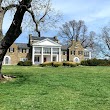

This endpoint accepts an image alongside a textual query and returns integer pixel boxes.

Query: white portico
[32,38,61,64]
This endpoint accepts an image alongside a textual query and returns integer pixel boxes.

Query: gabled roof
[31,36,57,41]
[32,38,61,47]
[61,45,69,50]
[15,43,30,49]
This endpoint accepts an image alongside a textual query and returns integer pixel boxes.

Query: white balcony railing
[53,51,59,54]
[34,51,41,54]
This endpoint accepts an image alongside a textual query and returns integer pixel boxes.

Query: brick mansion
[3,35,91,65]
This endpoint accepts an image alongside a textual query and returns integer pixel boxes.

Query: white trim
[51,47,53,62]
[32,46,35,64]
[89,52,92,59]
[32,38,61,47]
[41,47,43,63]
[59,47,61,62]
[3,55,11,65]
[73,57,80,63]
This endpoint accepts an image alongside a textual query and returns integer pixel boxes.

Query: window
[9,48,14,52]
[24,49,26,53]
[23,49,29,53]
[53,48,59,54]
[4,56,11,65]
[74,57,80,63]
[78,51,83,55]
[20,58,28,61]
[22,49,23,53]
[35,56,39,62]
[35,47,41,54]
[19,49,23,53]
[63,51,67,55]
[71,51,75,55]
[5,57,9,64]
[84,52,89,57]
[43,48,51,54]
[62,59,66,61]
[53,56,56,61]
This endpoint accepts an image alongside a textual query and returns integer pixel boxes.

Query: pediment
[32,38,61,47]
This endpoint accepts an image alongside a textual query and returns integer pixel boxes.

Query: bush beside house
[81,59,110,66]
[17,61,32,66]
[40,61,79,67]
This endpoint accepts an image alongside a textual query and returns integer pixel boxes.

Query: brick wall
[4,44,31,65]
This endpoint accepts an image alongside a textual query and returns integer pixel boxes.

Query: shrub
[23,61,32,66]
[52,62,63,67]
[40,62,53,67]
[81,60,89,66]
[17,61,24,66]
[81,59,110,66]
[63,62,77,67]
[17,61,32,66]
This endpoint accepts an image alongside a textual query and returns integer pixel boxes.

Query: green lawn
[0,66,110,110]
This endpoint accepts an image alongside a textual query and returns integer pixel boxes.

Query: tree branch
[2,4,18,13]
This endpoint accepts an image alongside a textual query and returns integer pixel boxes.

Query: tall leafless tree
[24,0,62,37]
[0,0,32,78]
[0,0,61,79]
[98,26,110,58]
[59,20,95,48]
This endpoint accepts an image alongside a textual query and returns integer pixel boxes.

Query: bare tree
[25,0,62,37]
[98,26,110,58]
[0,0,32,78]
[59,20,95,48]
[0,0,61,79]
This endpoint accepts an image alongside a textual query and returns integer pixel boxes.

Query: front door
[44,57,47,62]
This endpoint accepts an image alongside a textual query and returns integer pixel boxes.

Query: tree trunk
[0,1,31,77]
[0,7,4,41]
[0,2,5,79]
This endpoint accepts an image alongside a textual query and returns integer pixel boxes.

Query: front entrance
[53,56,56,61]
[44,57,47,62]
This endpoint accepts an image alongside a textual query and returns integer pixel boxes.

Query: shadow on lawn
[0,72,30,86]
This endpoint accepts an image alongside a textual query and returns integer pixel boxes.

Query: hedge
[63,62,77,67]
[40,61,78,67]
[81,59,110,66]
[40,62,53,67]
[17,61,24,66]
[17,61,32,66]
[52,62,63,67]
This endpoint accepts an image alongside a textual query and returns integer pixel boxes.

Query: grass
[0,66,110,110]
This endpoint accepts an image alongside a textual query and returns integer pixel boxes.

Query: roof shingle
[15,43,29,49]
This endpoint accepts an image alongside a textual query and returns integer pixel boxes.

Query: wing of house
[3,35,92,65]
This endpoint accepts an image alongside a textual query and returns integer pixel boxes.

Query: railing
[84,55,89,57]
[53,51,59,54]
[43,52,51,54]
[34,51,59,54]
[34,51,41,54]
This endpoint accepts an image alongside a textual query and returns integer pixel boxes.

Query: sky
[2,0,110,43]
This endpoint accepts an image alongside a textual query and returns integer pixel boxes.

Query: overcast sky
[3,0,110,43]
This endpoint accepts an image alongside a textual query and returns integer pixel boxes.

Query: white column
[51,47,53,62]
[32,46,35,65]
[89,51,92,59]
[59,47,61,62]
[41,47,43,63]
